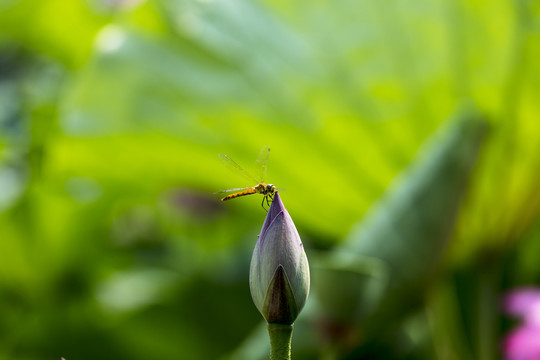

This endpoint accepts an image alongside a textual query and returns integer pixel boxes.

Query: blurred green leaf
[309,110,487,358]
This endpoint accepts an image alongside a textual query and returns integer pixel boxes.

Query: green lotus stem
[267,323,293,360]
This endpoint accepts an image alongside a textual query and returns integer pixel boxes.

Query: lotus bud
[249,192,310,325]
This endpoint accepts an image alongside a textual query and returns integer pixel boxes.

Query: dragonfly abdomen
[221,188,257,201]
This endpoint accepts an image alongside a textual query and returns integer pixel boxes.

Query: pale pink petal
[505,288,540,318]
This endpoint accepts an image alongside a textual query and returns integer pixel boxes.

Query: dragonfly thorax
[255,183,276,195]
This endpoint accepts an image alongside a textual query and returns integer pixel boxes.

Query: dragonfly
[215,145,277,210]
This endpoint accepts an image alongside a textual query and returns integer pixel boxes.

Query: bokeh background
[1,0,540,359]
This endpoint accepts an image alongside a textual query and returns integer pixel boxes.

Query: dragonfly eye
[267,184,276,192]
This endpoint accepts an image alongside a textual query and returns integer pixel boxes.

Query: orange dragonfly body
[216,146,277,209]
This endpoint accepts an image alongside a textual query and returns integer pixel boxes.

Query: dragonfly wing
[255,145,270,183]
[218,154,259,183]
[214,187,253,194]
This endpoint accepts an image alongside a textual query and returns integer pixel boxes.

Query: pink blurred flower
[503,288,540,360]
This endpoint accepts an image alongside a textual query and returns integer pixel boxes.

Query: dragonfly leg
[261,196,268,212]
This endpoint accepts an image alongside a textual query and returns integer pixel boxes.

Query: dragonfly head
[266,184,276,194]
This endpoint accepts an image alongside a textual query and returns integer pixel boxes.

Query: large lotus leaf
[311,110,488,352]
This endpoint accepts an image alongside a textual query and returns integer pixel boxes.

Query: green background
[1,0,540,359]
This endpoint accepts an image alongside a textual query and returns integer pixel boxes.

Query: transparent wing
[255,145,270,183]
[218,154,259,183]
[213,187,253,194]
